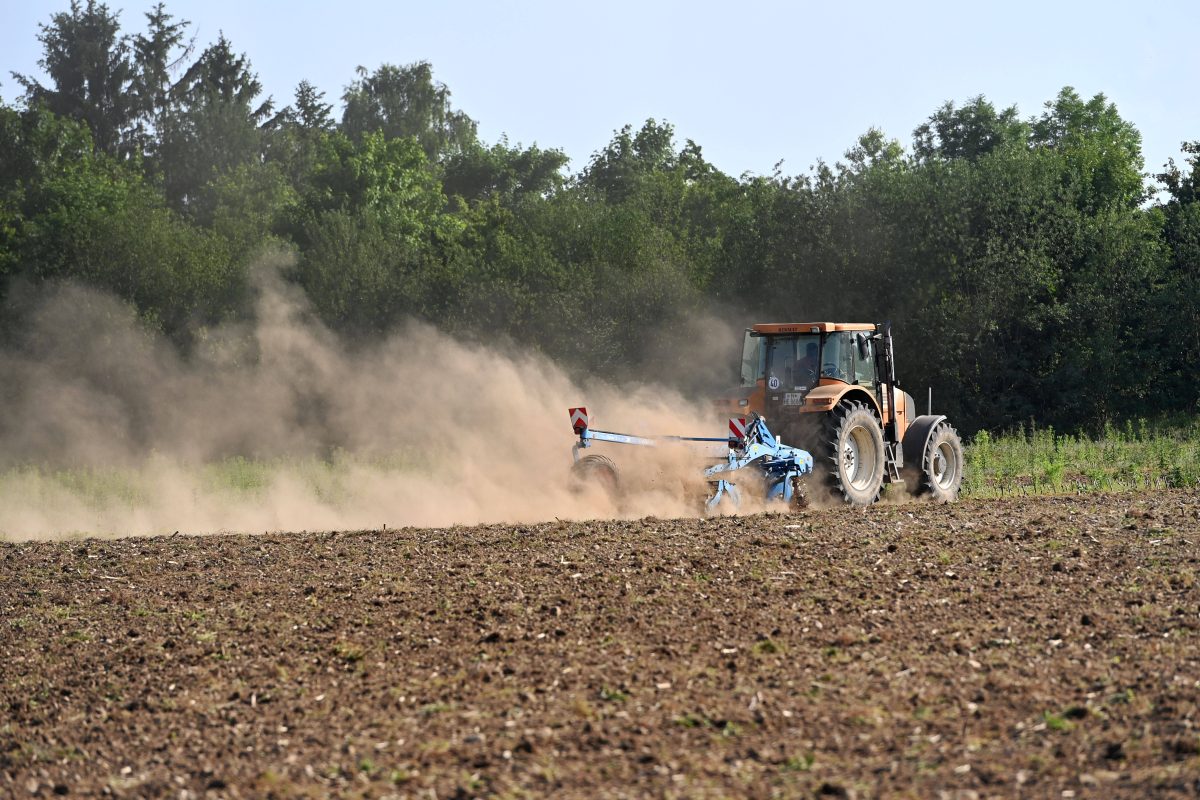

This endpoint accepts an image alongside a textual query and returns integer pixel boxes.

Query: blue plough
[568,407,814,513]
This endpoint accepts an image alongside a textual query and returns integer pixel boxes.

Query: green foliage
[202,161,295,256]
[158,34,272,214]
[282,130,465,335]
[1042,711,1074,732]
[582,118,680,203]
[128,3,191,160]
[0,105,242,338]
[341,61,477,161]
[291,209,425,334]
[1031,87,1146,212]
[598,686,628,702]
[914,96,1028,163]
[14,0,137,157]
[962,418,1200,498]
[752,638,782,655]
[332,642,364,663]
[1154,142,1200,415]
[6,465,146,510]
[783,753,815,772]
[442,138,568,203]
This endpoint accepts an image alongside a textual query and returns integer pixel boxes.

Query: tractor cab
[748,329,876,389]
[738,323,881,425]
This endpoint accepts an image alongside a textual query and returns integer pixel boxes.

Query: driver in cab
[790,342,819,388]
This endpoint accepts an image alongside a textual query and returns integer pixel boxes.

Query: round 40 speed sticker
[767,375,781,390]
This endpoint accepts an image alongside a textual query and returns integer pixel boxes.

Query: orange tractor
[720,322,964,506]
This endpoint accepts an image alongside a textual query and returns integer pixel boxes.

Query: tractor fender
[901,414,947,471]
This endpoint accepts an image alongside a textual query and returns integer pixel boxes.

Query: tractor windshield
[820,332,856,383]
[763,334,823,391]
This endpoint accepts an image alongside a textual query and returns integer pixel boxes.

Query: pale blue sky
[3,0,1197,182]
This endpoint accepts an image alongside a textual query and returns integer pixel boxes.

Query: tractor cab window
[764,334,822,391]
[853,333,875,387]
[739,333,766,388]
[821,333,856,383]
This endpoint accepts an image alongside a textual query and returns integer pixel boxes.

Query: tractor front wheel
[823,401,885,507]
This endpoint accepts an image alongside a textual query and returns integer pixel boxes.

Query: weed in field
[718,721,743,738]
[752,638,782,656]
[598,686,628,702]
[963,417,1200,499]
[674,712,740,738]
[1042,707,1087,732]
[782,753,814,772]
[332,642,364,663]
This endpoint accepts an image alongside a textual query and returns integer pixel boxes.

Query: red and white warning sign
[569,407,589,432]
[729,416,748,441]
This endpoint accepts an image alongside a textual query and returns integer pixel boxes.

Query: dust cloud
[0,257,748,541]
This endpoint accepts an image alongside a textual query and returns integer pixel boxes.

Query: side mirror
[855,333,870,360]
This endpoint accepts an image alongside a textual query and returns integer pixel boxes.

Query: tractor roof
[750,322,876,335]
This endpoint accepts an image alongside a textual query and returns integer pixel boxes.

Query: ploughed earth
[3,490,1200,799]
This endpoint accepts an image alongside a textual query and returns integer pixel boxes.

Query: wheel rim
[932,441,957,489]
[842,425,877,491]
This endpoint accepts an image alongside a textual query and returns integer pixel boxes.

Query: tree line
[1,1,1197,435]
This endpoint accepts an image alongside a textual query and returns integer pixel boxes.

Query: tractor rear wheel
[911,422,964,502]
[570,454,620,498]
[822,401,885,507]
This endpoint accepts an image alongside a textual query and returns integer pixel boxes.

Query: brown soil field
[3,490,1200,799]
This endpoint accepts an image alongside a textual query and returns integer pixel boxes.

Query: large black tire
[569,454,620,498]
[909,422,964,502]
[820,401,885,507]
